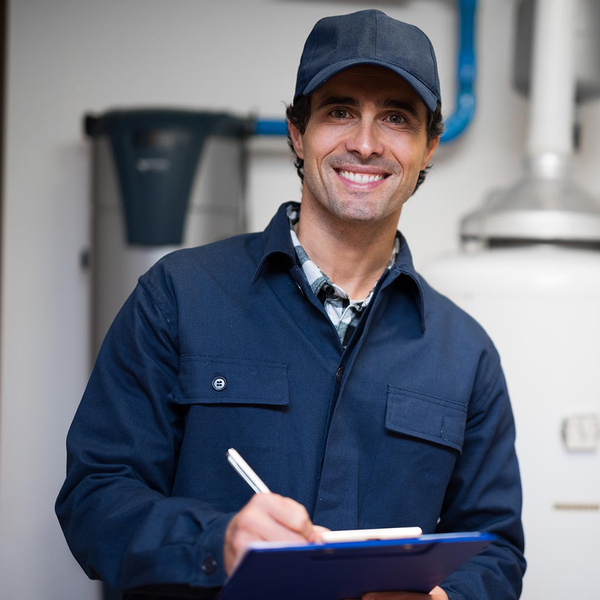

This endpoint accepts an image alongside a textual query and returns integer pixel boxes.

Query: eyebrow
[315,96,359,110]
[315,96,421,120]
[382,99,421,119]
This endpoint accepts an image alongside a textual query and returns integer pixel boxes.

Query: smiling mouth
[335,169,390,185]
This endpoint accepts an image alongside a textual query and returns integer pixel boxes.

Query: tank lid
[85,109,250,246]
[461,156,600,244]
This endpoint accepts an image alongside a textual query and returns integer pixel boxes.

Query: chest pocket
[358,385,469,529]
[167,355,290,506]
[169,354,289,406]
[385,385,467,453]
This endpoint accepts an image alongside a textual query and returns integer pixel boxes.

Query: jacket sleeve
[55,274,234,595]
[437,352,526,600]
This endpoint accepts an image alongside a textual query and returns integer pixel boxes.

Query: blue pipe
[253,119,289,136]
[441,0,477,142]
[253,0,478,144]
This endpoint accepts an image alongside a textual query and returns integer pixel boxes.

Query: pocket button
[212,376,227,391]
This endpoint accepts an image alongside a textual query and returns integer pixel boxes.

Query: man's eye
[331,109,349,119]
[386,113,406,124]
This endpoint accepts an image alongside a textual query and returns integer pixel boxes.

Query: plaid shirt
[287,205,400,347]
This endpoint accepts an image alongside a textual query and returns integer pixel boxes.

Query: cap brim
[298,59,438,112]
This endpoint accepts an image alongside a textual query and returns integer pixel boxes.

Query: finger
[224,495,313,575]
[312,525,331,533]
[254,493,314,538]
[308,525,331,544]
[252,511,311,544]
[233,496,310,543]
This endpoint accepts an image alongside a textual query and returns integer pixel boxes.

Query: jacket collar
[252,201,426,331]
[387,234,427,332]
[251,202,298,283]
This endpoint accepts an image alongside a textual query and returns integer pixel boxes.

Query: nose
[345,119,384,159]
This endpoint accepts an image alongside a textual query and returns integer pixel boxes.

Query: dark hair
[285,96,444,194]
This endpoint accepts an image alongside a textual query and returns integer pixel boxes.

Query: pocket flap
[385,386,467,453]
[168,355,289,406]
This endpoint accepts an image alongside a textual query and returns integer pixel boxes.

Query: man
[57,10,525,600]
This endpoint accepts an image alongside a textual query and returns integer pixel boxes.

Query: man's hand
[223,493,326,575]
[359,587,449,600]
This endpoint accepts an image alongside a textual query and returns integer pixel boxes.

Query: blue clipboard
[218,532,494,600]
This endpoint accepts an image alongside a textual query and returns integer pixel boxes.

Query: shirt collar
[252,201,426,331]
[287,204,400,302]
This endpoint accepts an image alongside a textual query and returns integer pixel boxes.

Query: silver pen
[226,447,271,494]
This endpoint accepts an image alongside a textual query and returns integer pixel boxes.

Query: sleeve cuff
[192,511,236,588]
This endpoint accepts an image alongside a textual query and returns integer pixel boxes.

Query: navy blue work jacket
[57,202,525,600]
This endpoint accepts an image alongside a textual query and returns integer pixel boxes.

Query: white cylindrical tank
[422,244,600,598]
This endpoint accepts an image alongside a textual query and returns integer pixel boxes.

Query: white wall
[0,1,599,599]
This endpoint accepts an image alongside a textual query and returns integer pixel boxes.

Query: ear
[421,135,440,170]
[288,121,305,160]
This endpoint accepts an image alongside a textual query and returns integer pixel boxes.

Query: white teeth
[339,170,384,183]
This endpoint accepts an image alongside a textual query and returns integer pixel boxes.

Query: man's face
[289,66,439,226]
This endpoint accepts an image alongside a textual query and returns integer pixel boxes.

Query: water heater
[86,109,249,357]
[423,1,600,596]
[422,244,600,598]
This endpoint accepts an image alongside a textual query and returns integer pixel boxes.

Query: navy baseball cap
[294,9,441,112]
